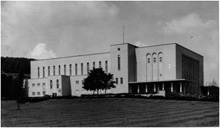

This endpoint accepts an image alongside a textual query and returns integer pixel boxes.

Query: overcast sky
[1,1,219,84]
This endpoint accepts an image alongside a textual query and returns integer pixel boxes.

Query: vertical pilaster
[154,84,156,92]
[137,85,139,94]
[180,82,182,93]
[145,84,148,93]
[162,83,165,90]
[171,82,173,92]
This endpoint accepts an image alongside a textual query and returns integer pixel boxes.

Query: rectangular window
[37,92,40,95]
[118,55,120,70]
[37,83,40,86]
[120,77,123,84]
[59,65,61,75]
[43,67,45,78]
[154,58,156,63]
[93,62,95,69]
[50,80,53,89]
[160,57,162,62]
[87,62,89,74]
[42,83,45,86]
[76,80,79,84]
[70,64,72,75]
[75,64,78,75]
[57,79,59,88]
[48,66,50,76]
[38,67,40,78]
[64,65,66,75]
[148,58,150,63]
[99,61,101,68]
[81,63,83,75]
[32,92,35,95]
[105,60,108,72]
[32,83,35,87]
[53,66,55,75]
[116,78,118,84]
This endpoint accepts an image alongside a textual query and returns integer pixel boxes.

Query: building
[28,43,203,97]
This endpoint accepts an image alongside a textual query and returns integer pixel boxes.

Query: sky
[1,1,219,85]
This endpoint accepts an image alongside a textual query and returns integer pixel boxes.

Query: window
[105,60,108,72]
[57,79,59,88]
[38,67,40,78]
[154,58,156,63]
[50,80,53,89]
[99,61,101,68]
[64,65,66,75]
[116,78,118,84]
[121,77,123,84]
[37,83,40,86]
[37,92,40,95]
[93,62,95,69]
[32,92,35,95]
[53,66,55,75]
[70,64,72,75]
[75,64,78,75]
[87,62,89,74]
[59,65,61,75]
[148,58,150,63]
[48,66,50,76]
[118,48,120,51]
[43,67,45,78]
[118,55,121,70]
[32,83,35,87]
[43,91,46,95]
[42,83,46,86]
[81,63,83,75]
[160,57,162,62]
[76,80,79,84]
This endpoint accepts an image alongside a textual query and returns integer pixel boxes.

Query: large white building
[28,43,203,97]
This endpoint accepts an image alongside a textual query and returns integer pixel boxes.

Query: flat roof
[32,52,110,62]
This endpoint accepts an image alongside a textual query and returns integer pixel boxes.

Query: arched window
[118,55,120,70]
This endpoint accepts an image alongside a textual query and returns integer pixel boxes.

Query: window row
[32,92,41,96]
[115,77,123,84]
[37,61,108,78]
[32,83,45,87]
[50,79,60,89]
[146,52,163,63]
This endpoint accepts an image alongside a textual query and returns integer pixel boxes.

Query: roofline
[32,52,110,62]
[175,43,203,58]
[110,43,138,47]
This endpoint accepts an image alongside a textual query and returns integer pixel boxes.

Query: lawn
[1,98,219,127]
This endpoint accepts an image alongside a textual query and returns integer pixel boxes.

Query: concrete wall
[136,44,176,82]
[28,78,47,97]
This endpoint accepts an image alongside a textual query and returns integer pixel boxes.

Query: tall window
[118,55,120,70]
[57,79,59,88]
[59,65,61,75]
[43,67,45,77]
[64,65,66,75]
[148,58,150,63]
[93,62,95,69]
[38,67,40,78]
[160,57,162,62]
[70,64,72,75]
[87,62,89,74]
[116,78,118,84]
[81,63,83,75]
[99,61,101,68]
[120,77,123,84]
[48,66,50,76]
[53,66,55,75]
[50,80,52,89]
[75,64,78,75]
[105,60,108,72]
[154,58,156,63]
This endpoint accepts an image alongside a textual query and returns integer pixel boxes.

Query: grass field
[1,98,219,127]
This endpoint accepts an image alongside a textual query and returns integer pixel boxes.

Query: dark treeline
[1,57,35,74]
[1,57,34,99]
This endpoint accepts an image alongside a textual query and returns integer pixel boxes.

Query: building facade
[28,43,203,97]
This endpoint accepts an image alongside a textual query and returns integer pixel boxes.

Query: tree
[16,73,24,110]
[83,68,115,94]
